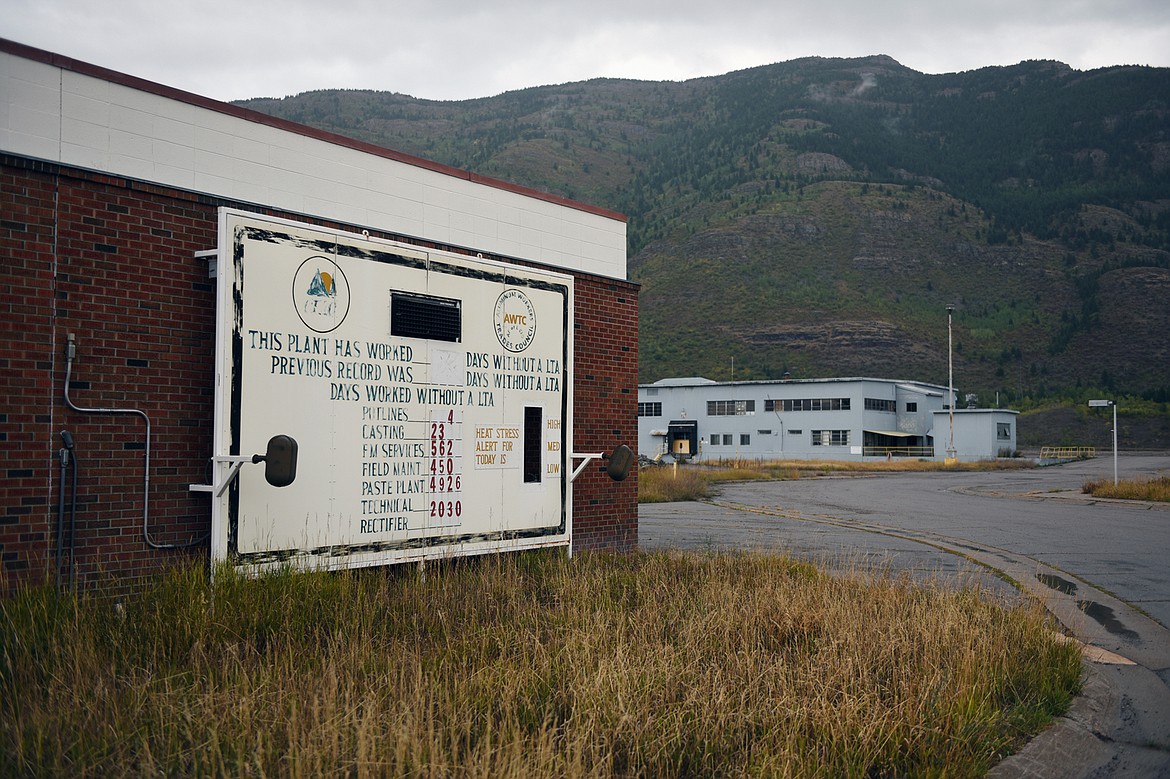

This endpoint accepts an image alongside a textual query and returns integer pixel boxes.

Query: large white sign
[210,210,572,571]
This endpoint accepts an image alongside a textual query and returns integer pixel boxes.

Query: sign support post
[1088,399,1118,485]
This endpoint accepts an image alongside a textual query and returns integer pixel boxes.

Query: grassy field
[639,457,1035,503]
[2,551,1081,777]
[1082,475,1170,502]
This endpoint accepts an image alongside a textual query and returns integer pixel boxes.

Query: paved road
[639,454,1170,777]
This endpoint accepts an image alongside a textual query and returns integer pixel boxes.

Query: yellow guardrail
[1039,446,1096,461]
[862,447,937,458]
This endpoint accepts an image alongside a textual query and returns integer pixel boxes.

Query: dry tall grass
[638,465,716,502]
[706,458,1036,476]
[639,457,1034,503]
[1082,475,1170,502]
[2,551,1081,777]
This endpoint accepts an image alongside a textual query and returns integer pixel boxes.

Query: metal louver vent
[390,292,462,342]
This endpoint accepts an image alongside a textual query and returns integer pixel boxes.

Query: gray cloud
[3,0,1168,101]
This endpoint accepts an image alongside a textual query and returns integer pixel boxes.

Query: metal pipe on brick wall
[60,431,78,591]
[63,333,206,551]
[56,438,71,591]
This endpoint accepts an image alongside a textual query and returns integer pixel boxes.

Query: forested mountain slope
[238,56,1170,403]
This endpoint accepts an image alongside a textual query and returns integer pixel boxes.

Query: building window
[722,434,733,446]
[710,434,721,446]
[864,398,896,412]
[906,402,918,413]
[788,428,802,435]
[707,399,755,416]
[765,398,850,412]
[812,430,850,446]
[997,423,1011,440]
[638,401,662,417]
[740,434,751,446]
[757,429,772,435]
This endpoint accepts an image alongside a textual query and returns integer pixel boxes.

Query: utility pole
[946,304,957,464]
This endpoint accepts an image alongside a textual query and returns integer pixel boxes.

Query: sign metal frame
[206,209,574,573]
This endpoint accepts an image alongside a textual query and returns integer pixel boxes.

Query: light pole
[1088,399,1118,485]
[945,304,957,464]
[768,400,785,456]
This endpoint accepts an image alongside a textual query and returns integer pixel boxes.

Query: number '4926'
[429,475,461,492]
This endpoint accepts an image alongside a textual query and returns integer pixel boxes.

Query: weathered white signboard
[209,210,572,572]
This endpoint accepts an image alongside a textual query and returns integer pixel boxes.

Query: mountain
[236,56,1170,405]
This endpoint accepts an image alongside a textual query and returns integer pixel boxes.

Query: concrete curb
[991,657,1170,778]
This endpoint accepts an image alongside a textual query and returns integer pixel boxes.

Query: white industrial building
[638,377,1017,462]
[932,408,1020,461]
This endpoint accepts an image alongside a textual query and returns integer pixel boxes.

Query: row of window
[708,399,755,416]
[710,433,752,446]
[706,430,851,447]
[643,398,923,417]
[764,398,850,412]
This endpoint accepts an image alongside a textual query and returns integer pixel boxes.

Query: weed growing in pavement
[1082,475,1170,502]
[639,457,1034,503]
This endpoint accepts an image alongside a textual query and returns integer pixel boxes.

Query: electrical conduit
[63,333,206,550]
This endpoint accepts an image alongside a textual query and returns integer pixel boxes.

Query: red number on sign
[430,501,460,518]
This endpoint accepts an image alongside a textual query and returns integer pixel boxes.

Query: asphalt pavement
[639,453,1170,777]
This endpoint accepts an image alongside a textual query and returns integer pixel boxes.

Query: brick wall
[570,277,640,552]
[1,155,638,593]
[2,158,58,585]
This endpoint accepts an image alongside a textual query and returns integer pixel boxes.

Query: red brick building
[1,40,638,592]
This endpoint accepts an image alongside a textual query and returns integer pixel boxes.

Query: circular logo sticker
[494,289,537,352]
[292,256,350,333]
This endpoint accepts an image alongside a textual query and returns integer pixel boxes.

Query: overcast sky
[4,0,1169,102]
